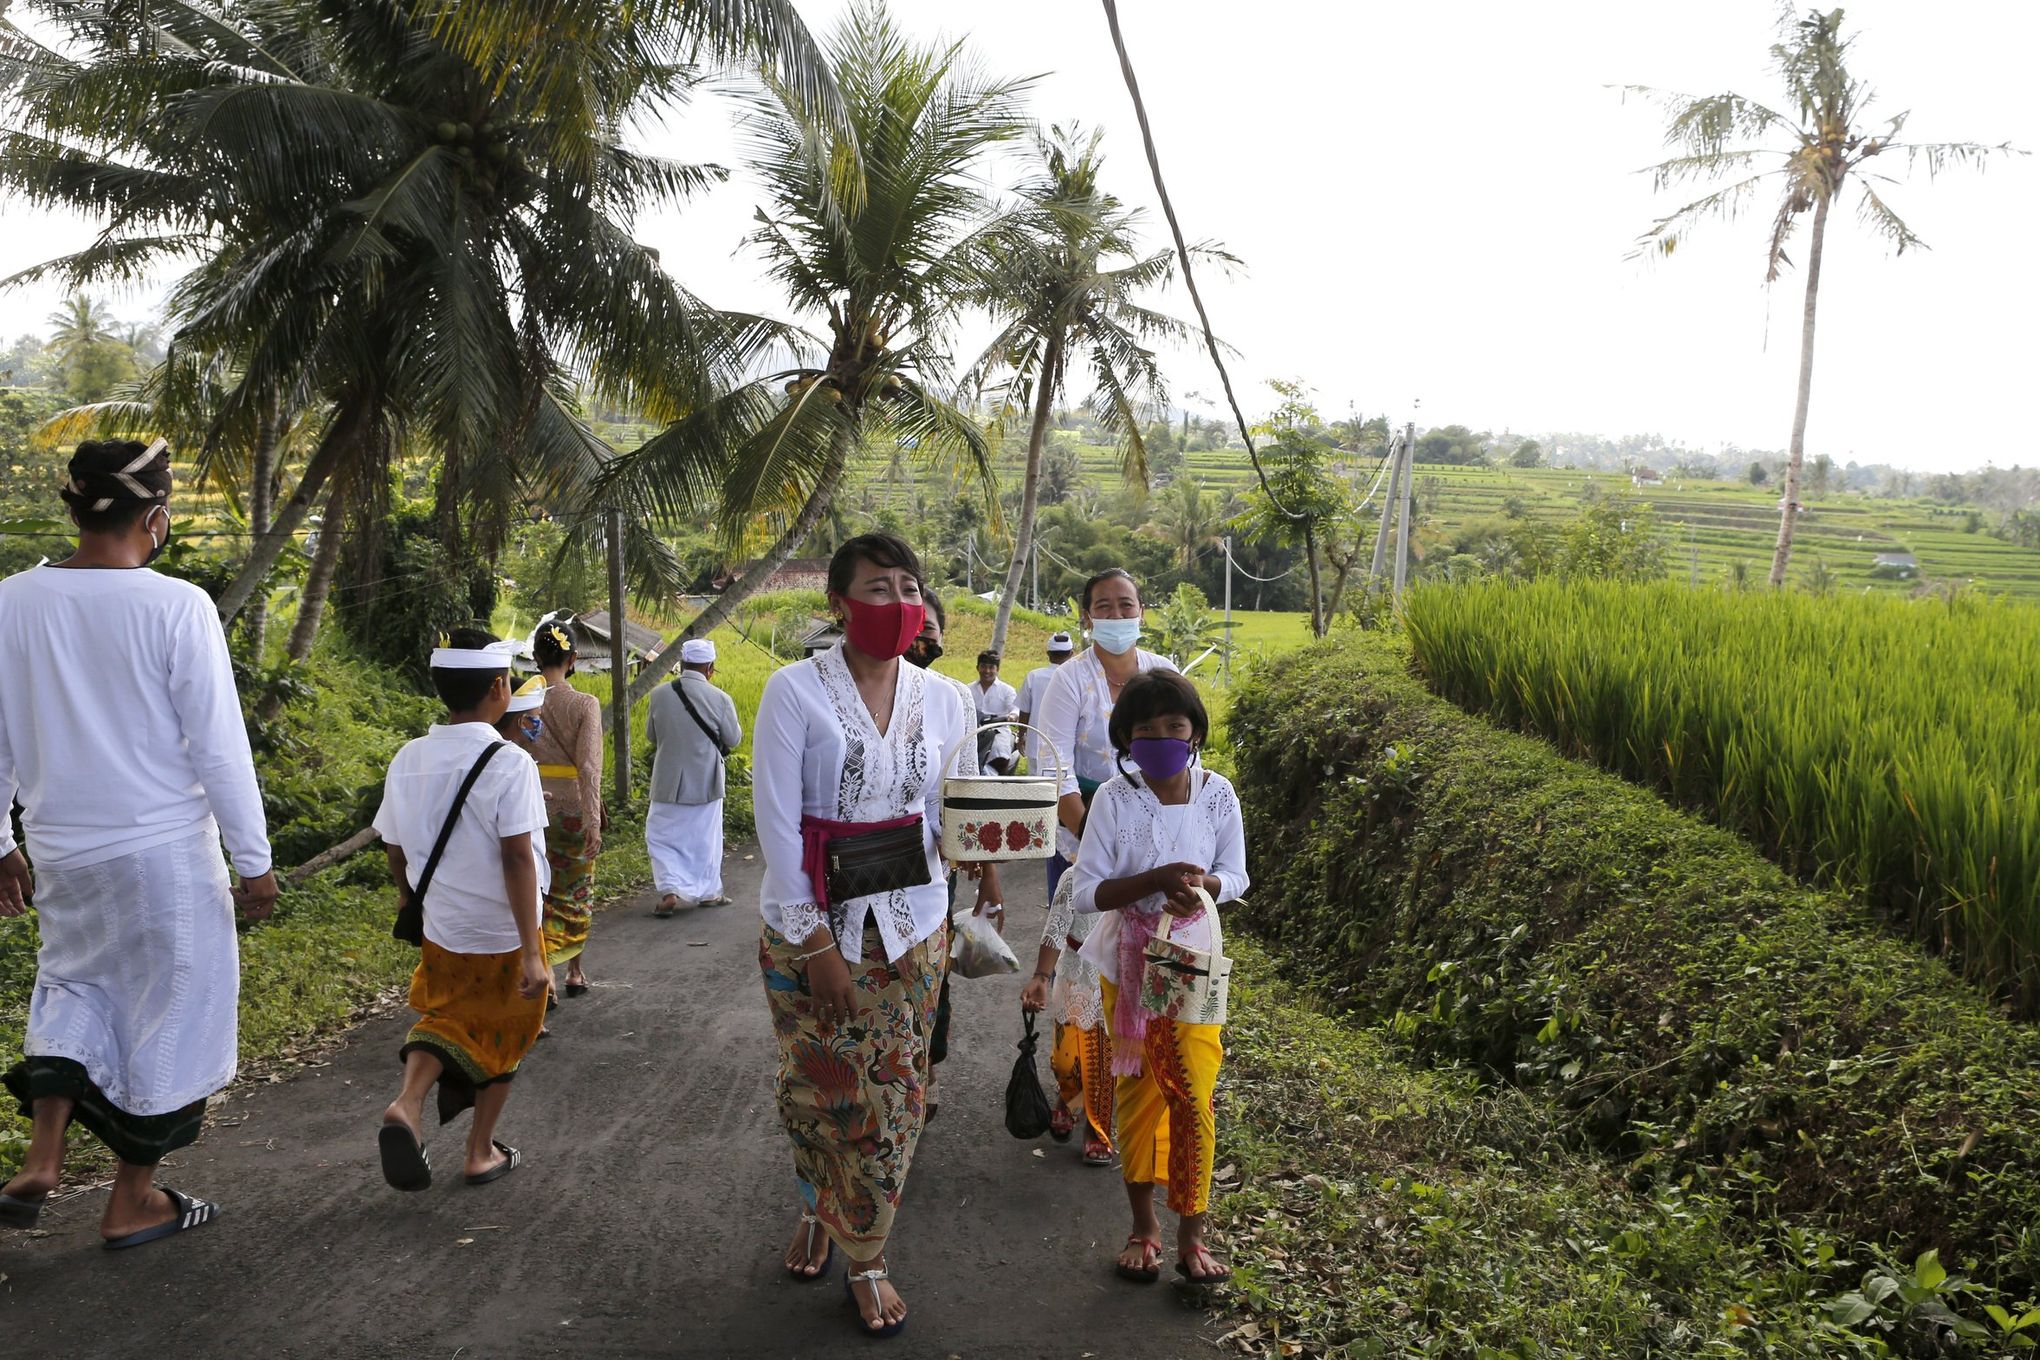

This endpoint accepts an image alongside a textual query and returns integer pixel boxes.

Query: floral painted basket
[940,723,1064,862]
[1139,887,1230,1027]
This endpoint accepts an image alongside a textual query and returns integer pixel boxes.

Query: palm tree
[1,0,835,637]
[966,123,1198,653]
[1150,474,1215,576]
[1626,7,2016,588]
[43,295,115,366]
[601,0,1032,706]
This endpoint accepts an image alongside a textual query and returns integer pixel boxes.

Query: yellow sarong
[1051,1021,1116,1149]
[403,939,546,1123]
[1100,978,1223,1216]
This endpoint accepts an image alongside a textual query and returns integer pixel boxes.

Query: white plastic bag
[950,908,1019,979]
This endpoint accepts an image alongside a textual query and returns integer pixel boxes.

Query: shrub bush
[1228,632,2040,1292]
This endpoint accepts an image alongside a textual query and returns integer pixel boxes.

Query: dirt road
[2,847,1216,1359]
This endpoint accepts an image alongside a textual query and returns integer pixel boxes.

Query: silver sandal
[844,1263,907,1339]
[786,1211,834,1281]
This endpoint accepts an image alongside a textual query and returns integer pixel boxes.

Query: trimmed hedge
[1229,632,2040,1292]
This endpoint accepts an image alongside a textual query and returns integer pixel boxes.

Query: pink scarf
[1113,897,1206,1076]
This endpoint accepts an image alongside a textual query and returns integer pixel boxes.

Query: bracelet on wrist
[1032,970,1055,982]
[793,943,839,964]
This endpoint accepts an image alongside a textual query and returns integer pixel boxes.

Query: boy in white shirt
[373,631,550,1192]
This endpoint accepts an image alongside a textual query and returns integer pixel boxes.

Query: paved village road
[2,845,1217,1359]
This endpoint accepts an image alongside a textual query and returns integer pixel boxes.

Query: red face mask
[839,596,926,661]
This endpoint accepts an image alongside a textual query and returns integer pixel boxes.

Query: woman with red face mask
[750,533,976,1340]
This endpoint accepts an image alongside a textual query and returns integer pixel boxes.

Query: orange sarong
[401,939,546,1123]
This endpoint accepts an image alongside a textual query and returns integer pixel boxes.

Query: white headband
[430,639,519,671]
[505,677,547,712]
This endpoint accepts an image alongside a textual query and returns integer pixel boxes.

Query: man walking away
[645,639,743,915]
[1013,632,1075,776]
[0,438,276,1249]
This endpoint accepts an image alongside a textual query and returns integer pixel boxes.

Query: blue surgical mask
[1089,617,1141,655]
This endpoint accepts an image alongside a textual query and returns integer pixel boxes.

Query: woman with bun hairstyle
[751,534,976,1339]
[526,613,605,998]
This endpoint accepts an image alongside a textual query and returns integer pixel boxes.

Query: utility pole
[1221,533,1233,686]
[1393,421,1416,601]
[605,506,630,810]
[1367,429,1402,598]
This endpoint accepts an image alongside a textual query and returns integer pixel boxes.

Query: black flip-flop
[1174,1254,1233,1287]
[0,1190,47,1229]
[564,982,589,998]
[102,1187,219,1251]
[465,1141,520,1186]
[378,1121,432,1192]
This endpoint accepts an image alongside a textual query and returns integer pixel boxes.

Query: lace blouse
[1069,769,1250,985]
[751,645,976,963]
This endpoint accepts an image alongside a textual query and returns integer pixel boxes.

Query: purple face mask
[1129,737,1194,780]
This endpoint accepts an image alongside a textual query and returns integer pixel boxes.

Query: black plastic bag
[1005,1011,1053,1139]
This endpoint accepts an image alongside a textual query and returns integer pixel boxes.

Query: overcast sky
[3,0,2033,472]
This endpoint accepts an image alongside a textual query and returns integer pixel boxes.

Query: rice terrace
[0,1,2036,1358]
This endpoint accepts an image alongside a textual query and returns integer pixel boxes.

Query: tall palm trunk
[622,427,854,710]
[215,396,369,625]
[242,402,280,660]
[991,334,1063,653]
[285,478,348,662]
[1769,193,1829,589]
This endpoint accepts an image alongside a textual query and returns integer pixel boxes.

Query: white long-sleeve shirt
[0,565,272,875]
[752,645,976,963]
[1031,645,1178,855]
[1070,769,1249,984]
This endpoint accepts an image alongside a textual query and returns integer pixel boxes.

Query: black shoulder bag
[669,677,733,759]
[392,743,506,946]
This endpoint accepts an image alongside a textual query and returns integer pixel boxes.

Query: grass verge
[1215,937,2040,1357]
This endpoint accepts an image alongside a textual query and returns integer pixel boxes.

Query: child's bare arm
[500,833,550,998]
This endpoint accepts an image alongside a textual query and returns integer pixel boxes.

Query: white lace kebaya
[1068,768,1251,984]
[751,643,977,964]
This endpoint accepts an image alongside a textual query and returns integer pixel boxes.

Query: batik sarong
[1099,978,1222,1216]
[2,1056,205,1167]
[541,809,596,965]
[401,939,546,1124]
[760,920,947,1258]
[1050,1022,1116,1149]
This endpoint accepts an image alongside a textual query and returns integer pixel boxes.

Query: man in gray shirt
[644,639,743,915]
